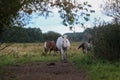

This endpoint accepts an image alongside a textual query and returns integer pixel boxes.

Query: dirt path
[0,62,86,80]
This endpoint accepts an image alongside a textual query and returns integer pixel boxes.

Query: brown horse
[43,41,58,55]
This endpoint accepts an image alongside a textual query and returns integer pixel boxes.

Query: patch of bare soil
[0,62,86,80]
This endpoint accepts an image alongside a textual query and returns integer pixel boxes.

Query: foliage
[0,27,43,42]
[92,24,120,61]
[64,28,93,42]
[0,27,61,43]
[43,31,61,41]
[20,0,95,26]
[0,0,24,32]
[103,0,120,24]
[64,32,83,42]
[0,0,95,34]
[0,26,94,43]
[70,54,120,80]
[56,0,94,27]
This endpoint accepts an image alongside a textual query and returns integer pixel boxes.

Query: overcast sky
[25,0,113,35]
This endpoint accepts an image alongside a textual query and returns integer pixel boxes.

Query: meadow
[0,42,120,80]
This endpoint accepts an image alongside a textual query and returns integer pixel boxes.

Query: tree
[0,0,95,33]
[26,28,43,42]
[0,0,24,33]
[43,31,61,41]
[92,24,120,61]
[103,0,120,24]
[21,0,95,27]
[0,27,43,43]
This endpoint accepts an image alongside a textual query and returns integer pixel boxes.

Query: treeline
[65,33,83,42]
[0,26,90,43]
[0,26,61,43]
[65,28,93,42]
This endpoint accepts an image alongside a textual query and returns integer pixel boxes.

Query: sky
[25,0,113,35]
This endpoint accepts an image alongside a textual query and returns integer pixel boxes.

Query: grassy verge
[0,53,59,66]
[69,53,120,80]
[0,52,120,80]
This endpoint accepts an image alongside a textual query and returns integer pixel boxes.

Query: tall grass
[69,52,120,80]
[0,43,120,80]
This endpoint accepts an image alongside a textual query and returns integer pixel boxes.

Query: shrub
[93,24,120,61]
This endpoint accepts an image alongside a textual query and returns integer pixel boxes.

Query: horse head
[62,35,70,50]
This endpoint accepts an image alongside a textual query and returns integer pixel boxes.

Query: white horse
[56,35,70,62]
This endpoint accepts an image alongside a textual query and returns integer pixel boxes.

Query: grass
[69,53,120,80]
[0,43,120,80]
[0,52,59,67]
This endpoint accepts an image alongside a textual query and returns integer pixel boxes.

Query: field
[0,43,120,80]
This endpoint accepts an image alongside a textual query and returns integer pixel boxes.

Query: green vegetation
[0,26,94,43]
[92,24,120,61]
[0,43,59,67]
[0,0,94,34]
[0,27,61,43]
[0,43,119,80]
[0,53,59,67]
[70,53,120,80]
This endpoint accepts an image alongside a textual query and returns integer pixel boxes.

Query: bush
[93,24,120,61]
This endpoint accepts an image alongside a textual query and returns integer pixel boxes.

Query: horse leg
[60,48,66,62]
[85,49,88,53]
[83,48,88,54]
[60,48,63,60]
[63,50,67,62]
[61,48,67,62]
[83,49,85,54]
[42,48,48,56]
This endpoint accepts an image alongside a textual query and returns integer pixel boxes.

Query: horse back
[44,41,55,49]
